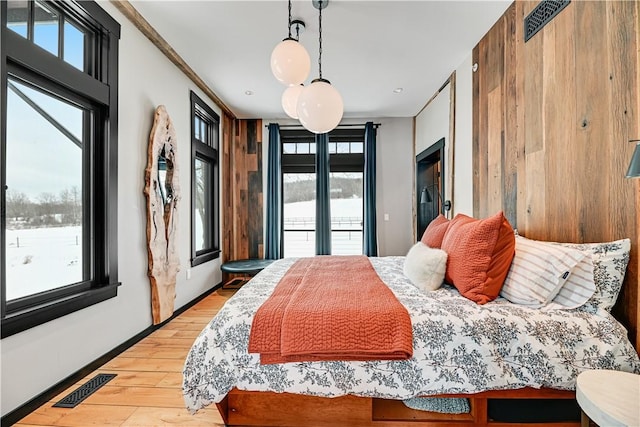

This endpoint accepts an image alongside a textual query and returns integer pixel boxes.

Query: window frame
[0,0,120,339]
[190,91,220,267]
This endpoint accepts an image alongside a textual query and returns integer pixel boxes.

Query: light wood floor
[15,289,236,427]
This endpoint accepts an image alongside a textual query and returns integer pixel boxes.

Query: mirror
[157,146,173,207]
[144,105,180,324]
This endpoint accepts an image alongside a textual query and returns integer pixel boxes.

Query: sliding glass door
[281,129,364,257]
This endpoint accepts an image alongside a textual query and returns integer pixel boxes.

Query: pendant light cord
[287,0,292,38]
[318,0,323,79]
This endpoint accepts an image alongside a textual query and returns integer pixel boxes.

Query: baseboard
[1,282,222,427]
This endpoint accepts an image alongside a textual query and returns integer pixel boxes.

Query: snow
[283,198,363,256]
[284,197,363,220]
[5,226,83,300]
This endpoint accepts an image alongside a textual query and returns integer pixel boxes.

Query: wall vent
[524,0,571,42]
[52,373,116,408]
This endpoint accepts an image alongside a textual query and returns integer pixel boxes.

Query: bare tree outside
[5,186,82,229]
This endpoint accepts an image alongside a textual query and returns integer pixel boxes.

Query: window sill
[1,283,120,339]
[191,249,221,267]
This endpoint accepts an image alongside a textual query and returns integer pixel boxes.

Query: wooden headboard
[472,1,639,350]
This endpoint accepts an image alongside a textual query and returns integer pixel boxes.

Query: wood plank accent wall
[222,118,264,271]
[473,1,640,349]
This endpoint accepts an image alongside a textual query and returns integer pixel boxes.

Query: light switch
[384,213,390,221]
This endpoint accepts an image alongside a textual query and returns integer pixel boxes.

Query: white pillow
[403,242,448,292]
[501,236,594,308]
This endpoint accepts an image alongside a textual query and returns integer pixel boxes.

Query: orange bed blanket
[248,255,413,364]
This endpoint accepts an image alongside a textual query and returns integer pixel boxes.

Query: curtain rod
[265,123,381,129]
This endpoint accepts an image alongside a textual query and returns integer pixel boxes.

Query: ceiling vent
[524,0,571,42]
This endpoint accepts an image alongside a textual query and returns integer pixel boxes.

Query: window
[281,129,364,256]
[190,91,220,266]
[1,0,120,338]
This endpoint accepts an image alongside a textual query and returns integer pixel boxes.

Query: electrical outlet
[186,268,191,280]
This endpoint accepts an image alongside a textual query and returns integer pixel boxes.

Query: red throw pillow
[420,214,450,248]
[440,211,515,304]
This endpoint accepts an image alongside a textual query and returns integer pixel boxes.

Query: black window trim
[190,91,220,267]
[5,66,97,314]
[1,0,120,339]
[281,128,366,174]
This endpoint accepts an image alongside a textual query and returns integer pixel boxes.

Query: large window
[281,129,364,256]
[190,91,220,266]
[1,1,120,338]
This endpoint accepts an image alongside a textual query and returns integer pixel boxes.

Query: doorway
[416,138,449,240]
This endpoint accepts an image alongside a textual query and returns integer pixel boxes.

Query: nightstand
[576,369,640,427]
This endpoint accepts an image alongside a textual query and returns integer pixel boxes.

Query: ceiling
[130,0,511,119]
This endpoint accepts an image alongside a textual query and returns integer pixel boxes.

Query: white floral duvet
[182,257,640,413]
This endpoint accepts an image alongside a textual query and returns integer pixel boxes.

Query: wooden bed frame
[216,387,580,427]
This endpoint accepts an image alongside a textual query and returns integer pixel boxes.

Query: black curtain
[315,133,331,255]
[265,123,282,259]
[363,121,378,256]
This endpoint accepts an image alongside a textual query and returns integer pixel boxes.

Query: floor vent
[524,0,571,42]
[53,373,116,408]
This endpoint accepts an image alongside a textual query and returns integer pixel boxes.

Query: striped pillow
[546,254,595,309]
[500,236,592,308]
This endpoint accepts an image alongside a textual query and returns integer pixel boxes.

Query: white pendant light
[271,40,310,86]
[297,79,343,133]
[281,84,304,119]
[298,0,343,134]
[270,2,310,86]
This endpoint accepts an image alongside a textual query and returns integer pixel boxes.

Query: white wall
[261,117,414,257]
[374,117,414,256]
[1,2,222,415]
[453,54,475,216]
[415,84,450,157]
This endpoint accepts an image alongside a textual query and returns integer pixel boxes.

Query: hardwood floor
[14,289,236,427]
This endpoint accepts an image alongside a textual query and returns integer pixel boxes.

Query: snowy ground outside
[284,197,361,216]
[284,198,363,256]
[5,225,83,300]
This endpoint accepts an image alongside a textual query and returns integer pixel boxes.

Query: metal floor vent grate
[53,373,116,408]
[524,0,571,42]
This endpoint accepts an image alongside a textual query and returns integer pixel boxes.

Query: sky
[6,18,86,201]
[6,79,84,200]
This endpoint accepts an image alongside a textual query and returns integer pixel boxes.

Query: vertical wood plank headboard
[472,1,639,350]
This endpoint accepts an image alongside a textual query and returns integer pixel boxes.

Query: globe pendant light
[270,1,310,86]
[282,84,304,119]
[297,79,342,133]
[297,0,343,134]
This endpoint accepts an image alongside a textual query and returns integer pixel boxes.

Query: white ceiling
[130,0,511,119]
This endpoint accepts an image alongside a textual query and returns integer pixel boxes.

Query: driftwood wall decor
[144,105,180,324]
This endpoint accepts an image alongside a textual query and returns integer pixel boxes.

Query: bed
[182,255,640,426]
